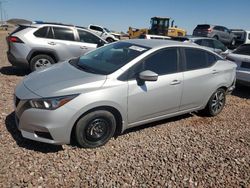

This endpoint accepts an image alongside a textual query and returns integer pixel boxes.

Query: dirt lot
[0,31,250,187]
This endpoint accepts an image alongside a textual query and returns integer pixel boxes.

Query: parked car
[138,34,171,40]
[231,29,250,47]
[14,39,236,148]
[171,36,228,55]
[0,24,8,30]
[193,24,236,47]
[88,24,120,43]
[226,44,250,86]
[6,22,107,71]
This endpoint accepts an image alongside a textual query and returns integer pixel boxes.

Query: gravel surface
[0,31,250,187]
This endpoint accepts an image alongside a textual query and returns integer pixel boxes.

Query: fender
[26,48,59,62]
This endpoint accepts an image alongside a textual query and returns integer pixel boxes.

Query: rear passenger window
[53,27,75,41]
[34,27,48,38]
[90,26,103,32]
[185,48,208,70]
[77,29,101,44]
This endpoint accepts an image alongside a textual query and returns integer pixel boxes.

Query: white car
[88,24,119,43]
[226,44,250,86]
[231,29,250,46]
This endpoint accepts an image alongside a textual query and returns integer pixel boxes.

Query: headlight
[29,94,79,110]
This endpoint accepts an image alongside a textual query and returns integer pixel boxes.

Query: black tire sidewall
[208,88,226,116]
[75,110,116,148]
[30,54,55,72]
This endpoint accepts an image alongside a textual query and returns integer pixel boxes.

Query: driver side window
[127,48,179,80]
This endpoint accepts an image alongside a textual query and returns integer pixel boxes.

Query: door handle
[80,46,88,50]
[170,80,181,85]
[48,42,56,45]
[212,70,219,74]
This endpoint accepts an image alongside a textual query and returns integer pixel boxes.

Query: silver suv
[193,24,236,47]
[7,22,107,71]
[14,40,236,148]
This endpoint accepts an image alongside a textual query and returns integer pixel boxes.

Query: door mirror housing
[139,70,158,82]
[97,39,105,47]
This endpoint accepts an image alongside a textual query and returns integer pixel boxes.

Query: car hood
[23,62,107,98]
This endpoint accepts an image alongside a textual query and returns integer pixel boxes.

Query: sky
[2,0,250,34]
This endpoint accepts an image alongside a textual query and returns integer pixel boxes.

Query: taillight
[8,36,24,43]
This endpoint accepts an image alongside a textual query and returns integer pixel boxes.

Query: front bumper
[14,96,77,145]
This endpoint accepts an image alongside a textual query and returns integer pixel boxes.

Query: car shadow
[232,84,250,99]
[122,113,193,135]
[5,112,63,153]
[0,66,30,76]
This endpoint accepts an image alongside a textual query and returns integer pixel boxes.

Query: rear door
[45,26,83,60]
[180,47,220,110]
[127,47,183,124]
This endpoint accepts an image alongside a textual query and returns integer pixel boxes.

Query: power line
[0,0,7,24]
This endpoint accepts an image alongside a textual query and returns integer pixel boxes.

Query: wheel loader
[128,17,186,39]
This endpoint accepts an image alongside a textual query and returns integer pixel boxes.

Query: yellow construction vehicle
[128,17,186,39]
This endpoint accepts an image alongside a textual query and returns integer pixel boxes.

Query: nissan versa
[14,40,236,148]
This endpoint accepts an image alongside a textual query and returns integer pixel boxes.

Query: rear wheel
[30,54,55,72]
[202,88,226,116]
[75,110,116,148]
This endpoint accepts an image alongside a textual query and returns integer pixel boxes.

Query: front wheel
[75,110,116,148]
[202,88,226,116]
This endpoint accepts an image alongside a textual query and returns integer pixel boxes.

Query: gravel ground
[0,31,250,187]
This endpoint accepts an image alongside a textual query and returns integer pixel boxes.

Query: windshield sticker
[129,45,147,52]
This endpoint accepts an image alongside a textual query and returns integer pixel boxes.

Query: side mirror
[97,40,105,47]
[139,70,158,82]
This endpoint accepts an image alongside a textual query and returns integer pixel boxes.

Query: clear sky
[3,0,250,34]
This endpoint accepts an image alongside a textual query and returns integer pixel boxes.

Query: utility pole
[0,0,7,24]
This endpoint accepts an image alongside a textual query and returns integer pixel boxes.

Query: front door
[127,48,183,125]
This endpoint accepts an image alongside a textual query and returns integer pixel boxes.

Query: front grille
[241,62,250,69]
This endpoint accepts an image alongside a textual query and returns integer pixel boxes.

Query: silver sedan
[14,39,237,148]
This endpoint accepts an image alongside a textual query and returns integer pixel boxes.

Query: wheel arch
[70,105,124,144]
[27,48,59,63]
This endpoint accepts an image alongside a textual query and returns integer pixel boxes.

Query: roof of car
[124,39,198,48]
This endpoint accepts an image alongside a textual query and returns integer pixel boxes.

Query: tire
[202,88,226,116]
[30,54,55,72]
[106,38,115,43]
[75,110,116,148]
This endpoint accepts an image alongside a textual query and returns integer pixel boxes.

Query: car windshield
[77,42,150,75]
[104,28,111,33]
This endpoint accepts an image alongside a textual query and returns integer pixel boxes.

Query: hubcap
[86,118,108,141]
[211,91,225,114]
[34,58,52,70]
